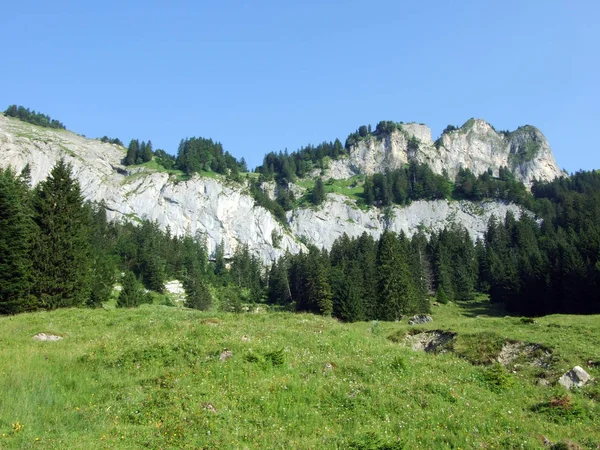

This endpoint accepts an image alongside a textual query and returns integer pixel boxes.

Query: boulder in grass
[33,333,62,341]
[408,315,433,325]
[558,366,591,390]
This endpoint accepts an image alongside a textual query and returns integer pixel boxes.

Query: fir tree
[141,140,153,163]
[184,274,212,310]
[117,271,143,308]
[125,139,139,166]
[0,168,34,314]
[376,231,419,320]
[312,178,326,205]
[31,159,92,309]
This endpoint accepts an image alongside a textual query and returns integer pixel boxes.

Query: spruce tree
[31,159,92,309]
[87,202,117,308]
[0,168,34,314]
[124,139,139,166]
[141,140,153,163]
[117,271,143,308]
[184,274,212,310]
[312,178,326,205]
[376,231,419,320]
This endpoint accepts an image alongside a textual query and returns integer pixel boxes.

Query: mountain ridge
[0,113,560,262]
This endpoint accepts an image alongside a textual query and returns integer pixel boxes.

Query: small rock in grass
[33,333,62,341]
[408,315,433,325]
[323,362,335,372]
[219,349,233,362]
[202,402,217,413]
[558,366,591,390]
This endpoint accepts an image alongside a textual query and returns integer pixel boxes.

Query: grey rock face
[0,115,303,264]
[408,315,433,325]
[324,119,563,187]
[558,366,591,390]
[288,194,524,249]
[0,115,558,263]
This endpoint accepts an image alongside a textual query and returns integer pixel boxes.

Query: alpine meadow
[1,98,599,448]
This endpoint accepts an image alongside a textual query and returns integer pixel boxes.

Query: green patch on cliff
[509,140,541,166]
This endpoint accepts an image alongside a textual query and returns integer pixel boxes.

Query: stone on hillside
[219,349,233,362]
[558,366,591,390]
[33,333,62,341]
[408,315,433,325]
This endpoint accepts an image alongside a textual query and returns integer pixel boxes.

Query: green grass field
[0,298,598,449]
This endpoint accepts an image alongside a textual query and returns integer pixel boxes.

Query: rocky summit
[326,120,563,186]
[0,115,563,263]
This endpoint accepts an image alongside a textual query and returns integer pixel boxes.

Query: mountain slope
[0,115,559,261]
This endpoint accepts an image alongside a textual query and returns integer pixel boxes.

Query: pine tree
[87,202,117,308]
[141,140,153,163]
[117,271,143,308]
[0,168,34,314]
[363,177,375,206]
[125,139,139,166]
[376,231,419,320]
[312,178,326,205]
[31,159,92,309]
[184,273,212,310]
[214,240,226,276]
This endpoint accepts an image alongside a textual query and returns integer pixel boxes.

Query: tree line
[2,159,599,318]
[4,105,66,129]
[0,161,264,315]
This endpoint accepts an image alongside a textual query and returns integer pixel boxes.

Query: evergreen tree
[184,274,212,310]
[0,168,34,314]
[141,140,153,163]
[312,178,326,205]
[87,202,117,308]
[363,177,375,206]
[376,231,419,320]
[125,139,139,166]
[31,159,92,309]
[214,240,226,276]
[117,271,143,308]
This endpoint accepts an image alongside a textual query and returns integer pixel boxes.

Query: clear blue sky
[2,1,598,172]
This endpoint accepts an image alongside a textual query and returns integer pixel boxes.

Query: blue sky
[2,1,598,172]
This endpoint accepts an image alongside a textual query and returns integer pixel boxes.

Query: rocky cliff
[325,119,563,186]
[0,115,557,262]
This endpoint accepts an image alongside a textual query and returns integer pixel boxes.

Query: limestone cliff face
[326,119,563,186]
[288,194,524,250]
[0,115,302,263]
[0,115,556,262]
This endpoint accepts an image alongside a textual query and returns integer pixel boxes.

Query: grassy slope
[0,300,598,449]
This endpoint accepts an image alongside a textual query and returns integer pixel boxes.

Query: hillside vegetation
[0,300,598,449]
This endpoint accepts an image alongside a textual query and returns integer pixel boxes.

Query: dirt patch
[497,341,553,369]
[406,330,456,353]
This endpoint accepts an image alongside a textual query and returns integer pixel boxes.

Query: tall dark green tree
[141,140,153,163]
[124,139,139,166]
[183,274,212,310]
[31,159,92,309]
[87,202,117,308]
[117,271,143,308]
[377,231,420,320]
[312,178,326,205]
[0,168,34,314]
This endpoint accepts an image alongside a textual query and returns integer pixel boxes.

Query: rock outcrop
[558,366,591,390]
[288,194,524,248]
[326,119,563,187]
[0,115,302,263]
[0,115,560,263]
